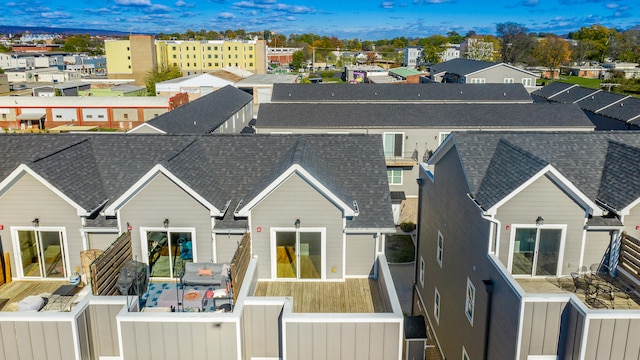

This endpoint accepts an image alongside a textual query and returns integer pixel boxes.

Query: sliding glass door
[273,228,324,280]
[511,227,564,276]
[16,229,67,279]
[146,230,194,278]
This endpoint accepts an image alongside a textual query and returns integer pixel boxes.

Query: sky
[2,0,639,40]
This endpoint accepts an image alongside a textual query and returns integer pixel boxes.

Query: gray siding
[87,232,119,251]
[0,172,83,279]
[345,234,376,276]
[250,173,343,279]
[468,65,536,85]
[242,304,282,358]
[496,174,586,275]
[583,231,612,270]
[120,320,238,360]
[119,173,213,266]
[419,149,521,360]
[558,302,584,360]
[624,203,640,239]
[215,233,244,263]
[285,322,400,360]
[519,301,567,358]
[584,318,640,360]
[86,304,122,358]
[0,321,76,360]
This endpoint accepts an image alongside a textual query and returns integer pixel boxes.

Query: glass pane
[384,134,394,157]
[40,231,64,278]
[299,232,321,279]
[536,229,562,276]
[148,231,169,277]
[18,230,40,277]
[171,232,193,277]
[513,228,536,275]
[276,232,296,278]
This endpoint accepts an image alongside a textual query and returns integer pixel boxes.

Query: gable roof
[429,58,538,78]
[0,134,393,230]
[136,85,252,134]
[438,131,640,215]
[155,73,234,90]
[257,103,594,129]
[271,83,533,103]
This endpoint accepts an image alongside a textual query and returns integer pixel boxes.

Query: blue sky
[2,0,639,40]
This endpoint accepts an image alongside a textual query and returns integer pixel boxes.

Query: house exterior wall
[118,173,213,268]
[142,108,166,121]
[583,230,612,269]
[624,203,640,239]
[51,108,78,122]
[0,172,82,279]
[214,233,244,263]
[583,317,640,359]
[242,303,282,358]
[86,232,118,251]
[250,173,344,279]
[418,151,521,360]
[105,40,132,76]
[81,108,109,123]
[466,65,536,86]
[519,300,568,358]
[217,102,253,134]
[85,304,122,358]
[345,234,376,276]
[495,174,586,275]
[0,320,77,360]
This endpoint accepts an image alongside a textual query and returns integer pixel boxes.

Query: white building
[403,47,423,68]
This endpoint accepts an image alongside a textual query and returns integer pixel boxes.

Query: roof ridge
[163,136,198,163]
[291,137,308,164]
[30,137,91,163]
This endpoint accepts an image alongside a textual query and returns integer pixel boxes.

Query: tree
[289,51,306,71]
[618,26,640,63]
[447,31,464,44]
[463,36,500,61]
[419,35,448,64]
[0,43,10,53]
[62,34,104,55]
[145,65,182,96]
[533,36,572,79]
[569,24,616,63]
[496,22,535,64]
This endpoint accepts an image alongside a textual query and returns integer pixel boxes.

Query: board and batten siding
[0,321,77,360]
[85,304,122,358]
[242,303,282,358]
[119,320,238,359]
[250,173,343,279]
[119,173,212,265]
[496,174,586,276]
[0,172,82,279]
[583,318,640,359]
[345,234,376,276]
[284,322,400,360]
[519,300,567,359]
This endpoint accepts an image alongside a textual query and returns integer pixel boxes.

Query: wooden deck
[254,279,388,313]
[0,280,69,311]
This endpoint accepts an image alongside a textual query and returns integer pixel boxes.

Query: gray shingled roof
[144,85,252,134]
[575,91,626,112]
[257,103,594,129]
[547,86,598,103]
[0,134,393,230]
[598,97,640,123]
[428,58,499,76]
[531,82,574,98]
[271,83,533,103]
[449,132,640,213]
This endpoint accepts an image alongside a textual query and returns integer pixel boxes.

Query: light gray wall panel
[520,301,565,358]
[120,173,212,267]
[0,322,20,360]
[251,173,343,279]
[0,321,75,360]
[76,312,91,360]
[243,304,282,358]
[624,319,640,359]
[496,174,586,275]
[624,203,640,239]
[583,230,611,270]
[584,318,640,360]
[215,233,243,263]
[87,304,121,357]
[470,65,535,84]
[0,172,82,279]
[87,232,118,251]
[345,234,376,276]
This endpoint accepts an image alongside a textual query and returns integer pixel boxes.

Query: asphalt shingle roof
[257,103,594,129]
[547,86,599,103]
[429,58,499,76]
[271,83,532,103]
[144,85,252,134]
[449,131,640,213]
[575,91,626,113]
[531,82,574,98]
[0,134,393,230]
[598,97,640,123]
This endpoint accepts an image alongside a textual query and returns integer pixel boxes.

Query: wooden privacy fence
[90,232,132,295]
[620,233,640,283]
[230,232,251,303]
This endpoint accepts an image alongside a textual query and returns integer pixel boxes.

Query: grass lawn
[552,76,602,89]
[386,234,415,263]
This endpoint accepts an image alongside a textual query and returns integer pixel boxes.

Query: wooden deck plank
[0,281,68,310]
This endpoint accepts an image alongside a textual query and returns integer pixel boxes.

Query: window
[214,46,218,51]
[207,54,211,59]
[207,46,211,50]
[215,54,219,59]
[522,78,533,87]
[419,256,425,287]
[86,115,93,119]
[126,47,130,51]
[470,78,486,84]
[15,227,68,279]
[249,62,253,67]
[208,62,212,67]
[172,46,176,50]
[55,115,62,119]
[98,115,104,119]
[504,78,514,83]
[127,56,130,60]
[249,46,253,50]
[465,278,475,325]
[145,229,194,278]
[434,288,440,323]
[437,231,443,267]
[186,54,189,59]
[439,132,451,145]
[124,114,129,119]
[249,54,253,58]
[172,54,177,59]
[235,46,238,50]
[387,169,402,185]
[128,65,131,69]
[383,133,404,157]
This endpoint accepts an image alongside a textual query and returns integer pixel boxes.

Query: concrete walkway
[388,261,415,315]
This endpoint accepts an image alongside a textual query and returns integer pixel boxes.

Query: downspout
[412,177,425,315]
[483,279,494,360]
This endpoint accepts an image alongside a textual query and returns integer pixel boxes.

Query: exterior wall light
[164,218,170,229]
[32,218,39,228]
[536,216,544,227]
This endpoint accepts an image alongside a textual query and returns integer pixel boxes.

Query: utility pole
[312,47,315,73]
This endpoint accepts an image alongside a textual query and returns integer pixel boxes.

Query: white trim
[507,224,567,277]
[547,84,579,99]
[465,277,475,326]
[387,168,403,185]
[438,131,451,146]
[270,227,326,280]
[382,131,405,158]
[344,228,396,234]
[0,164,88,215]
[140,226,197,279]
[434,287,440,324]
[620,195,640,216]
[579,212,588,272]
[104,164,221,217]
[419,255,425,287]
[126,123,167,134]
[465,62,538,78]
[462,345,470,360]
[484,165,602,216]
[235,165,355,217]
[11,226,70,280]
[436,231,443,268]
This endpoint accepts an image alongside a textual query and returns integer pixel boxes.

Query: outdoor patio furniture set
[568,264,636,309]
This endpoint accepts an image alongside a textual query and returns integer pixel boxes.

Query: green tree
[62,34,103,55]
[569,24,617,63]
[496,22,535,64]
[419,35,448,64]
[447,31,464,44]
[289,51,306,72]
[618,26,640,63]
[533,36,572,79]
[0,43,10,53]
[145,65,182,96]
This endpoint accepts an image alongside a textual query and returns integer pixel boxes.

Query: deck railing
[620,233,640,283]
[230,232,251,303]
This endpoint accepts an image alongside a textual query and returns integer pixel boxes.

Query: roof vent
[288,93,291,96]
[621,103,624,106]
[503,92,506,96]
[331,93,334,96]
[418,93,421,97]
[375,92,377,96]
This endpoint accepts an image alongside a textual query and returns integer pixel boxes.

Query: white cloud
[218,12,236,19]
[381,1,395,9]
[115,0,152,5]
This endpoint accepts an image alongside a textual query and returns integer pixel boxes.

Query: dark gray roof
[0,134,393,230]
[547,86,598,103]
[575,91,626,113]
[257,103,594,129]
[531,82,574,98]
[144,85,252,134]
[429,58,499,76]
[597,97,640,123]
[271,83,533,103]
[448,132,640,213]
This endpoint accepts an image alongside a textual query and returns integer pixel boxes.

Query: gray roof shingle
[429,58,499,76]
[531,82,574,98]
[547,86,599,103]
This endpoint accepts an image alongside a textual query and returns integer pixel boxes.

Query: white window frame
[504,77,514,83]
[522,78,533,87]
[465,277,475,326]
[462,346,470,360]
[438,132,451,145]
[140,227,198,279]
[470,78,486,84]
[387,168,403,185]
[270,227,326,281]
[419,256,425,287]
[434,287,441,324]
[437,231,443,267]
[11,226,70,280]
[383,132,404,158]
[507,224,567,277]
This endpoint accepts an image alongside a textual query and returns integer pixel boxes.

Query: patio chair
[585,292,608,309]
[571,272,594,295]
